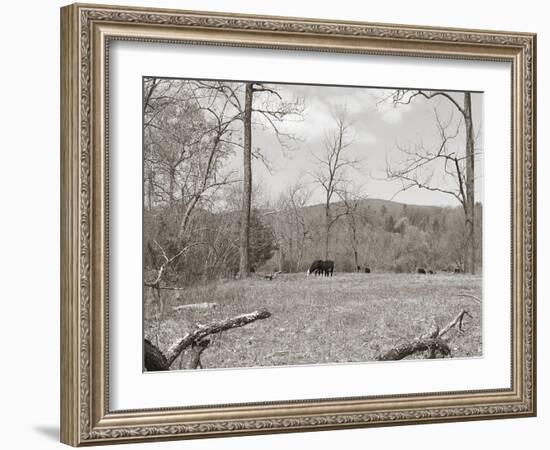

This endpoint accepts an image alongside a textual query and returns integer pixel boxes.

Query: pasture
[144,272,482,370]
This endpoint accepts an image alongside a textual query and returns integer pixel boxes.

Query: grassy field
[144,272,482,370]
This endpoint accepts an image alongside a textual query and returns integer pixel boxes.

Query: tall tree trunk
[168,166,175,207]
[276,244,283,273]
[239,82,253,278]
[464,92,475,274]
[351,220,359,269]
[324,203,330,260]
[296,236,305,272]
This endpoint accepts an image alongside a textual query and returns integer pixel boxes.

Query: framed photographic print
[60,3,537,446]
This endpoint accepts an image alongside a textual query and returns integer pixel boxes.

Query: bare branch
[386,107,466,208]
[164,309,272,368]
[144,309,272,371]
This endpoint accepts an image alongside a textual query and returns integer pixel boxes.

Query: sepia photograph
[142,77,483,372]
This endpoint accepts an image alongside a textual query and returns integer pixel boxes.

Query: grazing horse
[364,267,371,274]
[307,260,334,277]
[322,260,335,277]
[307,260,324,277]
[417,268,426,274]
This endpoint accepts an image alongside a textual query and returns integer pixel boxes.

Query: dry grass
[144,272,482,370]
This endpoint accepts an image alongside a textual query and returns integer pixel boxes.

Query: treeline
[262,198,483,274]
[144,205,277,285]
[144,196,482,285]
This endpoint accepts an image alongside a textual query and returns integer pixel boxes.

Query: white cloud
[354,128,378,145]
[380,107,405,124]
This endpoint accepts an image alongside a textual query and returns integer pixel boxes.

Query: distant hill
[299,197,455,216]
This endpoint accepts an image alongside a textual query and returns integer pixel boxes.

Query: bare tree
[385,90,479,274]
[240,83,254,278]
[143,79,241,305]
[309,106,362,259]
[265,180,312,272]
[285,182,312,271]
[144,240,215,311]
[338,188,368,270]
[239,83,305,277]
[190,81,304,278]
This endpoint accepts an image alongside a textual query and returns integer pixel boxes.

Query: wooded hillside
[144,196,483,285]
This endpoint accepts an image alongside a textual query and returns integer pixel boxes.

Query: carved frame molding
[60,3,536,446]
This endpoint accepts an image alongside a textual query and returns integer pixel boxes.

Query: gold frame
[60,2,536,446]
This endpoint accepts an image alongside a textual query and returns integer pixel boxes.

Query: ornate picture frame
[60,3,536,446]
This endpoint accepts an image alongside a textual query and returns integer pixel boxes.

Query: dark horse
[322,260,335,277]
[307,260,334,277]
[307,260,323,277]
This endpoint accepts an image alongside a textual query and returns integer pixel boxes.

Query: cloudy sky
[212,80,483,208]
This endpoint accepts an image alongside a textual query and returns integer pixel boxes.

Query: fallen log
[144,309,271,371]
[438,309,472,337]
[377,338,451,361]
[266,271,282,280]
[173,302,218,311]
[256,271,282,280]
[377,308,472,361]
